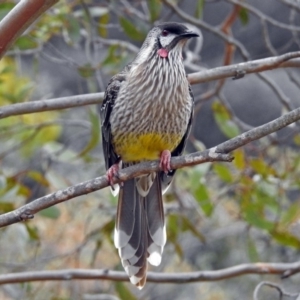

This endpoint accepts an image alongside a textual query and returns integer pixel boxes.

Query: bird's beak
[180,31,199,39]
[167,30,199,50]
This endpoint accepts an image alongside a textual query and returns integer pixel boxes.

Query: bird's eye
[162,30,169,36]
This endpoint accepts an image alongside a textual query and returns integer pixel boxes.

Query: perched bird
[100,22,198,289]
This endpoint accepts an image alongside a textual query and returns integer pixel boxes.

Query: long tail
[114,173,166,289]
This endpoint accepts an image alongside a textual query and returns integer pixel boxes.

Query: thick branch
[2,105,300,227]
[0,93,104,119]
[0,262,300,284]
[1,52,299,119]
[0,1,299,123]
[188,51,300,84]
[215,106,300,153]
[0,0,59,60]
[0,150,233,227]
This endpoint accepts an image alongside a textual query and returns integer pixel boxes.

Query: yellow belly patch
[113,132,182,162]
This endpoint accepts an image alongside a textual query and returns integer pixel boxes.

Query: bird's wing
[100,66,130,170]
[160,84,194,190]
[171,84,194,157]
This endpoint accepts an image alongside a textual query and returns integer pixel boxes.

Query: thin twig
[277,0,300,13]
[253,281,300,300]
[162,0,250,59]
[226,0,300,32]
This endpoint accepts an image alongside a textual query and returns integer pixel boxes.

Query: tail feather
[114,173,166,289]
[147,233,163,266]
[114,179,137,248]
[117,183,142,260]
[146,177,166,247]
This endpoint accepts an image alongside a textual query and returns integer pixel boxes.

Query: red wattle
[157,48,168,58]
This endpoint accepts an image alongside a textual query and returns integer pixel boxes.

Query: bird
[100,22,199,289]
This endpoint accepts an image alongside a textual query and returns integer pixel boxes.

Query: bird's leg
[159,150,171,173]
[106,163,120,187]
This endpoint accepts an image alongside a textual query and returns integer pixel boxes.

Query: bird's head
[155,23,199,58]
[135,22,199,63]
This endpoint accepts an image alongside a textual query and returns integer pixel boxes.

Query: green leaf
[212,101,240,138]
[195,0,205,18]
[119,17,145,41]
[0,3,15,21]
[255,181,278,206]
[17,82,34,101]
[250,157,276,177]
[186,164,210,191]
[148,0,162,22]
[280,202,300,228]
[247,236,259,262]
[38,206,61,219]
[293,133,300,146]
[25,224,40,240]
[44,141,79,163]
[239,7,249,26]
[14,36,38,50]
[167,214,183,258]
[77,63,95,78]
[98,12,109,37]
[213,164,233,183]
[182,216,206,242]
[233,149,245,170]
[167,214,179,240]
[194,183,213,216]
[101,219,115,239]
[170,238,184,258]
[65,15,81,44]
[27,170,49,187]
[271,230,300,248]
[78,109,100,157]
[244,208,274,231]
[90,239,103,267]
[115,282,137,300]
[0,201,15,213]
[250,158,266,175]
[101,45,119,66]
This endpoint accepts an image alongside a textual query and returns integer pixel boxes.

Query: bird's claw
[107,163,120,187]
[160,150,171,174]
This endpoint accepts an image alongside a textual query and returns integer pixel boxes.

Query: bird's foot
[159,150,171,174]
[106,163,120,187]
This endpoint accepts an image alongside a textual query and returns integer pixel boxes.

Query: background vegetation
[1,0,300,299]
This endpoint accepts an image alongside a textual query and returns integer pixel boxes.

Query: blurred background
[1,0,300,299]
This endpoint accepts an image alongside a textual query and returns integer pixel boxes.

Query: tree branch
[0,93,104,119]
[2,104,300,227]
[0,150,233,228]
[0,0,59,60]
[188,51,300,84]
[162,0,250,59]
[1,52,300,119]
[0,261,300,285]
[253,281,300,300]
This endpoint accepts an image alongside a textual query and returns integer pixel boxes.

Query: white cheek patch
[159,34,176,48]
